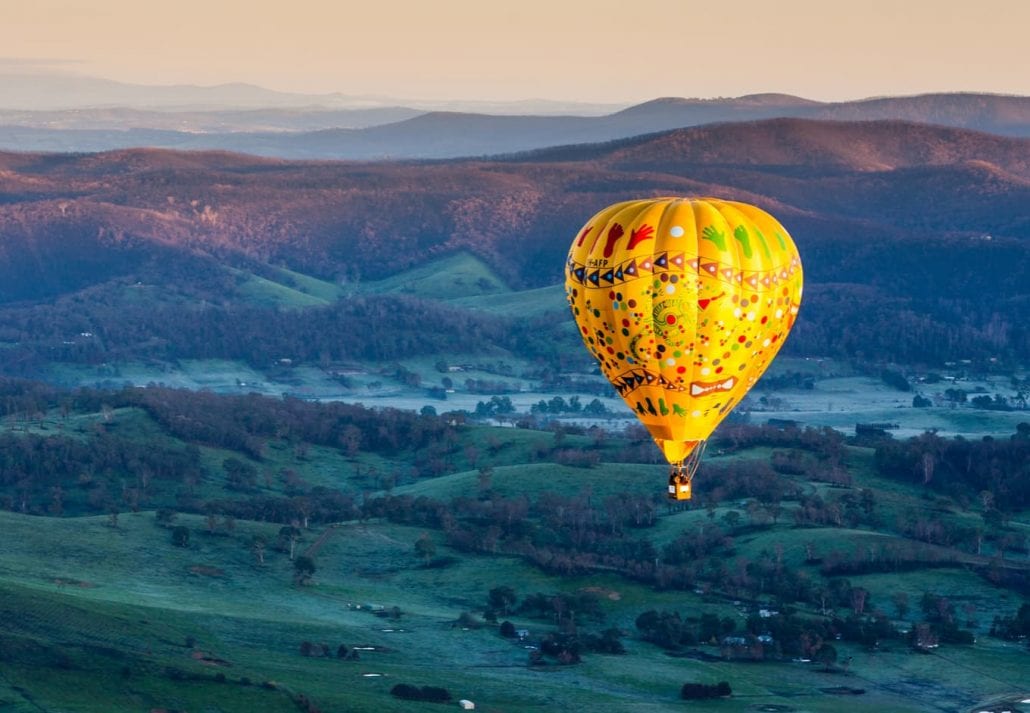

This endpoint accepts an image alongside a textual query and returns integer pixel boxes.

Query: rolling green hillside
[234,266,344,308]
[356,251,511,301]
[1,384,1028,712]
[1,507,1026,713]
[449,283,566,317]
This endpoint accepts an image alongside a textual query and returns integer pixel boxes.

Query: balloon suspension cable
[671,440,707,483]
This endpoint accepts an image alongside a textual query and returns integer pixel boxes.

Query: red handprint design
[626,224,654,250]
[575,224,593,247]
[602,223,625,258]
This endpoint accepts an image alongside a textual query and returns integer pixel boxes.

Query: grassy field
[2,505,1025,713]
[449,283,566,317]
[233,265,346,308]
[356,252,510,301]
[1,403,1027,711]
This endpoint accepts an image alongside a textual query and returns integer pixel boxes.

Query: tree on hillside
[222,457,258,492]
[171,525,190,548]
[414,532,436,565]
[681,682,732,700]
[277,525,301,560]
[892,592,909,622]
[477,466,493,492]
[155,508,177,527]
[251,535,267,565]
[488,586,517,616]
[293,555,316,585]
[814,643,837,671]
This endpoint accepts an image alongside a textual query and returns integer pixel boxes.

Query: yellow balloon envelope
[565,197,803,495]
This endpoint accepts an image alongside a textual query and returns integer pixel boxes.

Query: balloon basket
[667,479,692,501]
[666,441,706,501]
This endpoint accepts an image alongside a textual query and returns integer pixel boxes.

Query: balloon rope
[683,440,707,482]
[668,441,707,484]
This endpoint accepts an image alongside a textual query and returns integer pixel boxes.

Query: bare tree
[251,536,266,565]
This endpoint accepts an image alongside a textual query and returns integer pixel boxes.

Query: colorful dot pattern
[565,197,803,465]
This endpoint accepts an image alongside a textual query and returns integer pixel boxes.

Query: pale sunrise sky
[3,0,1028,102]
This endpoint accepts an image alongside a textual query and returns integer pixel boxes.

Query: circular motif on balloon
[652,298,690,348]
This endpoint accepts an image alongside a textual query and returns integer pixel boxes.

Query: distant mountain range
[0,117,1027,368]
[0,106,427,132]
[1,90,1028,159]
[0,72,621,114]
[0,118,1026,296]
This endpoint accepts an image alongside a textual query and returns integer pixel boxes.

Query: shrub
[456,611,482,629]
[171,526,190,548]
[390,684,452,702]
[680,682,732,700]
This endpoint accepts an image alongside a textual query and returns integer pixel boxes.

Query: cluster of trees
[880,369,912,392]
[0,381,461,519]
[970,394,1016,411]
[716,423,847,461]
[787,276,1029,365]
[85,385,458,459]
[473,396,516,418]
[299,641,361,660]
[485,588,625,664]
[0,292,564,378]
[875,427,1030,509]
[635,610,739,650]
[0,378,65,418]
[681,682,732,700]
[635,593,976,663]
[389,684,451,703]
[0,431,203,516]
[529,396,610,416]
[532,628,626,663]
[753,371,816,391]
[989,603,1030,642]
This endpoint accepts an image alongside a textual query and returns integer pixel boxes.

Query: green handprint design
[701,225,726,251]
[734,225,753,259]
[754,227,772,259]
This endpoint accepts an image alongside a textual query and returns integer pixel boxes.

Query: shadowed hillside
[0,119,1027,371]
[0,119,1027,294]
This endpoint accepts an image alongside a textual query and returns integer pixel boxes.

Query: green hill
[2,505,1026,713]
[234,265,345,308]
[356,251,511,301]
[449,283,566,317]
[2,385,1029,713]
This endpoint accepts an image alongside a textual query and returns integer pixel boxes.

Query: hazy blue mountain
[0,106,426,132]
[0,72,620,114]
[1,89,1028,159]
[0,72,340,110]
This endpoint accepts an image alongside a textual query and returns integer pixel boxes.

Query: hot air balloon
[565,198,802,500]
